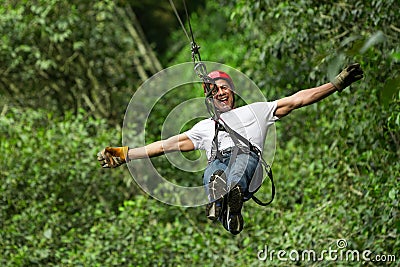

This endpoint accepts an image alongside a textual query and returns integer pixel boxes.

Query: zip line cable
[183,0,195,44]
[168,0,191,42]
[182,0,201,62]
[169,0,203,65]
[168,0,214,116]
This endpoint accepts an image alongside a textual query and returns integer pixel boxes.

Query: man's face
[209,79,234,112]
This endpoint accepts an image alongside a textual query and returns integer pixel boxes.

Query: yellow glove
[97,146,129,168]
[331,63,364,92]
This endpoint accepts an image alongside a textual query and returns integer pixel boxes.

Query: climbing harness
[169,0,275,206]
[210,118,275,206]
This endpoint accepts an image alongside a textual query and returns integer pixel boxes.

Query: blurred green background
[1,0,399,266]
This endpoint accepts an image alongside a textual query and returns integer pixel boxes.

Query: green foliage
[129,0,205,57]
[0,0,159,123]
[213,0,399,264]
[1,0,399,266]
[0,107,138,266]
[228,0,400,98]
[165,1,246,66]
[167,0,399,264]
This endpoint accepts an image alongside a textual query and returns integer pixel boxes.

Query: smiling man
[98,64,364,235]
[204,71,236,112]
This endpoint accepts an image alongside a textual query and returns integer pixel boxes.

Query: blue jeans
[203,150,262,201]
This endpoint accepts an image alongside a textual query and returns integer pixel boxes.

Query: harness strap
[210,121,223,163]
[252,158,275,206]
[210,119,275,206]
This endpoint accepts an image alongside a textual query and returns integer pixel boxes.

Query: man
[98,63,363,235]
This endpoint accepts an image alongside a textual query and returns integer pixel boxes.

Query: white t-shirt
[185,101,279,160]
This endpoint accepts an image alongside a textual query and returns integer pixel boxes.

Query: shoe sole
[208,170,227,201]
[206,170,227,221]
[227,186,243,235]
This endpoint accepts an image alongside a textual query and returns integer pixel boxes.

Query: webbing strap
[210,119,275,206]
[210,121,223,163]
[252,159,275,206]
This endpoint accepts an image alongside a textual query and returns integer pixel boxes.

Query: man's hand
[331,63,364,92]
[97,146,129,168]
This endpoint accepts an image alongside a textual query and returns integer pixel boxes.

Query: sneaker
[226,185,244,235]
[206,199,223,221]
[206,170,227,221]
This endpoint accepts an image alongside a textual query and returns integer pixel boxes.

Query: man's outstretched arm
[275,82,337,118]
[274,63,364,118]
[97,133,195,168]
[127,133,195,160]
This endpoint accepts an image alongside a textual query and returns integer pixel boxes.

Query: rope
[168,0,191,42]
[169,0,204,65]
[183,0,196,49]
